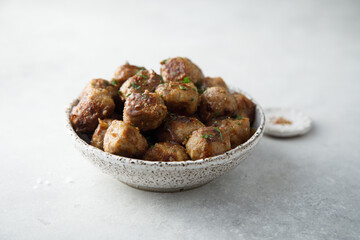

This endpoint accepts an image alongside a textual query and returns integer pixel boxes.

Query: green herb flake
[111,79,118,86]
[238,122,242,126]
[160,75,164,84]
[202,134,209,139]
[215,112,220,117]
[237,115,243,120]
[213,121,218,125]
[183,77,190,83]
[126,93,131,97]
[173,149,177,153]
[213,127,223,141]
[208,134,215,138]
[91,83,95,87]
[160,59,168,64]
[118,90,121,95]
[191,98,194,102]
[191,87,197,91]
[179,85,188,90]
[131,82,141,90]
[142,93,147,99]
[186,122,189,125]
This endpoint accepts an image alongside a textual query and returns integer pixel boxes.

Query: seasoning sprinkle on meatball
[144,142,189,162]
[185,127,231,160]
[103,120,148,158]
[208,117,251,148]
[119,69,162,101]
[155,81,199,116]
[123,90,167,131]
[111,62,145,88]
[157,116,205,145]
[160,57,204,85]
[198,86,237,123]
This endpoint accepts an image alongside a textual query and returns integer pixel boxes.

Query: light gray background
[1,0,359,239]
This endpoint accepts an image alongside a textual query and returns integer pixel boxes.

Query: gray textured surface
[0,0,359,239]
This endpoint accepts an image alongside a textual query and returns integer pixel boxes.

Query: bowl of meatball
[66,57,265,192]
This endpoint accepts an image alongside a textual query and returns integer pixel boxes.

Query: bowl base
[120,180,213,193]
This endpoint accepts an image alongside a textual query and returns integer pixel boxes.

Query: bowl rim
[65,86,265,167]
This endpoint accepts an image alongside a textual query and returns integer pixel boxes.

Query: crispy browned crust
[71,86,115,133]
[103,120,148,157]
[208,117,251,148]
[198,87,237,123]
[91,119,114,149]
[157,115,205,145]
[160,57,204,85]
[155,81,199,115]
[185,126,231,160]
[233,92,256,124]
[123,90,167,131]
[119,69,162,101]
[112,63,144,88]
[201,77,228,91]
[143,142,189,161]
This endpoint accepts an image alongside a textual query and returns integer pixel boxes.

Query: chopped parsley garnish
[118,90,121,95]
[173,149,177,152]
[126,93,131,97]
[186,122,189,125]
[202,134,215,139]
[160,75,164,84]
[238,122,242,126]
[213,121,218,125]
[142,93,147,99]
[111,79,118,86]
[131,82,140,90]
[237,115,243,120]
[91,83,95,87]
[191,87,197,91]
[160,59,168,64]
[215,112,220,117]
[183,77,190,83]
[179,85,188,90]
[213,127,223,140]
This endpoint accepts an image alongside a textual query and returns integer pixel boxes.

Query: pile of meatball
[70,57,256,161]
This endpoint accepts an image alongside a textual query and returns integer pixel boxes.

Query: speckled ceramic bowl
[65,87,265,192]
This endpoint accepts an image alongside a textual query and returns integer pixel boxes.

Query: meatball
[80,78,118,100]
[123,90,167,131]
[208,117,251,148]
[155,81,199,115]
[233,92,256,124]
[103,120,148,158]
[160,57,204,85]
[119,69,162,101]
[71,86,115,133]
[111,63,144,88]
[186,127,231,160]
[91,119,114,150]
[201,77,228,91]
[144,142,189,162]
[157,115,205,145]
[198,87,237,123]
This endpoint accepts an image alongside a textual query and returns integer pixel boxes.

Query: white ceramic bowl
[65,88,265,192]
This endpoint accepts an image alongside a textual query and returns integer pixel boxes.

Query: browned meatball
[143,142,189,162]
[71,86,115,133]
[80,78,118,100]
[233,92,256,124]
[111,63,144,88]
[201,77,228,91]
[160,57,204,85]
[186,127,231,160]
[119,69,162,101]
[123,90,167,131]
[155,81,199,115]
[157,115,205,145]
[91,119,114,150]
[198,87,237,123]
[208,117,251,148]
[103,120,148,158]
